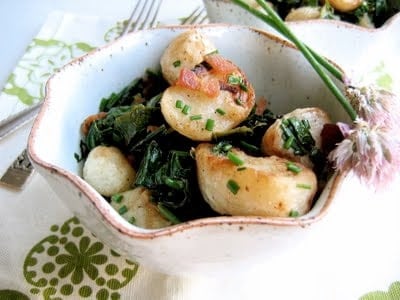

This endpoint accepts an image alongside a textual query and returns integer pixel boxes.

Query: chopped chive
[289,210,300,217]
[129,216,136,224]
[237,167,247,171]
[190,114,202,120]
[175,99,183,108]
[215,108,226,115]
[283,135,294,149]
[222,143,233,152]
[296,183,312,189]
[227,179,240,195]
[227,74,248,91]
[182,104,191,115]
[164,177,184,190]
[227,151,244,166]
[205,118,215,131]
[227,74,241,85]
[111,194,123,203]
[118,205,128,215]
[206,49,219,55]
[239,82,248,92]
[157,203,181,224]
[239,140,260,154]
[173,60,181,67]
[286,162,302,174]
[235,98,243,106]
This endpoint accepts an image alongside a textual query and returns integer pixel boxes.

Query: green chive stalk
[230,0,358,121]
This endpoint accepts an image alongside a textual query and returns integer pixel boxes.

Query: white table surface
[1,1,400,299]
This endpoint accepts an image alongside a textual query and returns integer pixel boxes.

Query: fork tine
[120,0,163,36]
[134,0,162,31]
[181,7,208,25]
[147,0,163,29]
[121,0,145,36]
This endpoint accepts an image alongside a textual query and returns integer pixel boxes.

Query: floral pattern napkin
[1,6,400,300]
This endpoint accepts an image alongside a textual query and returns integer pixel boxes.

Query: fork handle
[0,102,42,141]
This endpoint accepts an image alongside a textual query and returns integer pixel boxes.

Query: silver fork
[0,0,164,190]
[181,6,208,25]
[121,0,163,36]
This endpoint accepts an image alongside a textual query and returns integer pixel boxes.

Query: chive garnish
[175,99,183,108]
[227,74,241,85]
[289,210,300,217]
[227,151,244,166]
[205,118,215,131]
[286,162,301,174]
[173,60,181,67]
[164,177,184,190]
[222,143,233,152]
[190,114,202,120]
[239,141,260,154]
[182,104,191,115]
[206,49,219,55]
[111,194,123,203]
[157,203,181,224]
[227,179,240,195]
[118,205,128,215]
[237,167,247,171]
[239,82,248,91]
[235,98,243,106]
[296,183,312,189]
[283,135,294,149]
[227,74,248,91]
[129,216,136,224]
[216,108,226,115]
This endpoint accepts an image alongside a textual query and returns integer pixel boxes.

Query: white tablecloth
[1,1,400,299]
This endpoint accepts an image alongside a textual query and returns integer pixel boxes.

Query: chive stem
[190,114,202,120]
[216,108,226,115]
[164,177,184,190]
[296,183,312,189]
[175,99,183,109]
[227,151,245,166]
[111,194,123,203]
[227,179,240,195]
[286,161,302,174]
[157,203,181,224]
[182,104,191,115]
[230,0,357,121]
[118,205,128,215]
[205,118,215,131]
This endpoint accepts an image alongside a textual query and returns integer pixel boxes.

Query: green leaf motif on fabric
[372,61,393,91]
[2,38,96,105]
[23,217,139,300]
[103,20,126,42]
[360,281,400,300]
[0,289,30,300]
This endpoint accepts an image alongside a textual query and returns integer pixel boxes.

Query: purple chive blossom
[328,119,400,188]
[345,85,400,128]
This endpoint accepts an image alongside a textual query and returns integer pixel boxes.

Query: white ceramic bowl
[28,25,348,276]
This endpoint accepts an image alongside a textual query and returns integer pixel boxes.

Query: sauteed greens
[78,30,336,228]
[79,70,291,223]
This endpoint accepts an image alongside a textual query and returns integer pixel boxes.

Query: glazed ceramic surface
[28,25,348,275]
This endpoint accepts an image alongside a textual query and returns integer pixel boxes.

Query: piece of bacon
[200,76,220,97]
[204,54,238,75]
[176,68,201,90]
[176,68,220,97]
